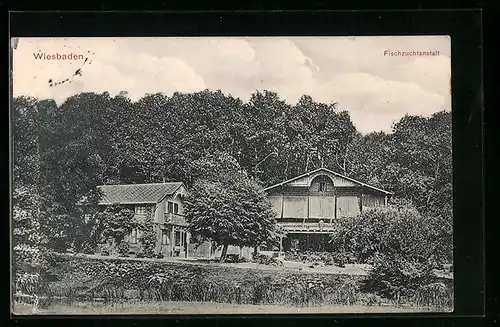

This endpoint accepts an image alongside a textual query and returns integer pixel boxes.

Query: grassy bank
[15,253,452,314]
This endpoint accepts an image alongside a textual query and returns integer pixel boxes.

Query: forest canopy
[12,90,452,250]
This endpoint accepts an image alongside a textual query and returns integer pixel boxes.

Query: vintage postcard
[11,36,452,315]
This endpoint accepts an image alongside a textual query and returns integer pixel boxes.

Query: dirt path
[62,253,371,275]
[59,253,452,279]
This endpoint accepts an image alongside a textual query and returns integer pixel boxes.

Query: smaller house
[95,182,191,257]
[85,181,252,260]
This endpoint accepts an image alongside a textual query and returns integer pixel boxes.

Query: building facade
[264,168,392,252]
[96,182,194,257]
[92,168,392,257]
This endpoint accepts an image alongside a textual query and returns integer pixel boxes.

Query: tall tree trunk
[220,243,229,263]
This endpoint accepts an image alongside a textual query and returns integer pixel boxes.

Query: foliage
[284,251,353,266]
[328,206,452,302]
[12,98,51,299]
[329,206,450,266]
[12,91,451,268]
[81,241,96,255]
[138,208,156,258]
[348,112,452,219]
[12,187,50,300]
[93,205,136,245]
[46,254,452,310]
[361,253,440,302]
[116,241,130,257]
[184,153,279,262]
[12,187,45,271]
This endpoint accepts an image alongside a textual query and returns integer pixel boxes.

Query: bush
[138,213,156,259]
[45,254,453,311]
[414,282,453,309]
[100,245,111,256]
[329,206,450,266]
[361,253,440,301]
[47,255,374,307]
[116,242,129,257]
[252,254,283,266]
[81,241,96,255]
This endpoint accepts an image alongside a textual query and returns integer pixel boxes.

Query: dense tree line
[12,90,451,252]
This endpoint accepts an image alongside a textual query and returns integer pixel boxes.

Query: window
[167,202,173,213]
[175,231,181,246]
[129,228,142,243]
[161,230,170,245]
[135,206,148,215]
[319,182,327,192]
[173,203,179,214]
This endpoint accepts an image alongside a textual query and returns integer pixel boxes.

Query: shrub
[116,242,129,257]
[81,241,96,255]
[361,253,440,301]
[138,211,156,259]
[414,282,453,309]
[329,206,450,267]
[252,254,282,266]
[45,255,452,310]
[100,245,111,256]
[94,205,136,246]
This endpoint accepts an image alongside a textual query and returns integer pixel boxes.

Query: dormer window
[135,206,148,215]
[312,175,333,192]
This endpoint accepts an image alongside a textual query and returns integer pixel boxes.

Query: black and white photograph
[11,36,453,315]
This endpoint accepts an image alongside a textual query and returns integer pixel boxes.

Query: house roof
[97,182,184,205]
[263,167,393,195]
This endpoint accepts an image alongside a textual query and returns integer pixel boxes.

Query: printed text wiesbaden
[33,53,84,60]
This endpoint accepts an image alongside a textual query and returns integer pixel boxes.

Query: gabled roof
[97,182,184,205]
[263,167,393,195]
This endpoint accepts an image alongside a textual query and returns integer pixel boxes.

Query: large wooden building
[91,167,392,257]
[264,168,392,252]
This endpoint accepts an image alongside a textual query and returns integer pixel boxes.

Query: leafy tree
[138,208,157,258]
[93,205,136,248]
[184,153,279,262]
[12,96,49,297]
[12,187,48,296]
[12,90,451,264]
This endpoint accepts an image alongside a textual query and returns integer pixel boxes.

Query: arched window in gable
[310,174,334,193]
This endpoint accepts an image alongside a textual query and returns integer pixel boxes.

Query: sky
[12,36,451,134]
